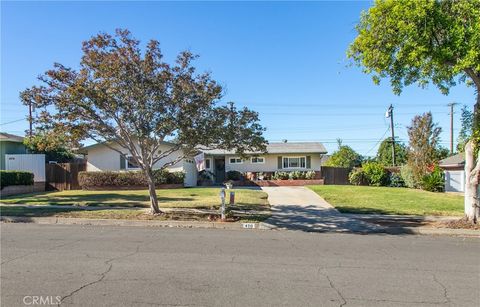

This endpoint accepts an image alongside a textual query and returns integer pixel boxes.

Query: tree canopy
[325,144,362,168]
[348,0,480,98]
[407,112,442,186]
[21,29,267,214]
[376,137,407,166]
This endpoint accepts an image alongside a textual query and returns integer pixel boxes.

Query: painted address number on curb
[242,223,256,229]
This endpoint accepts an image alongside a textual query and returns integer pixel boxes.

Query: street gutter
[1,215,478,236]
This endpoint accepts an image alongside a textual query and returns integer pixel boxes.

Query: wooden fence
[45,163,86,191]
[320,166,352,185]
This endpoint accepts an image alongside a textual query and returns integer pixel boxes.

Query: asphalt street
[1,223,479,307]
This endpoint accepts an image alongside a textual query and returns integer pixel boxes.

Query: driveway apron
[261,186,382,233]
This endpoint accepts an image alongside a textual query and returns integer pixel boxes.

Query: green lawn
[0,206,269,222]
[308,185,464,216]
[0,188,269,210]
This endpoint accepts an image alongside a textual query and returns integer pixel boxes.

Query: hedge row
[0,170,34,189]
[78,170,184,189]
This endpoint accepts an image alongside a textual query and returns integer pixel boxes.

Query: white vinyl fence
[5,154,45,182]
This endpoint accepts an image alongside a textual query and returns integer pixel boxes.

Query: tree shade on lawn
[0,188,269,211]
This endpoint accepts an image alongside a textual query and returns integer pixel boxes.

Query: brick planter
[0,182,45,196]
[81,184,184,190]
[232,179,324,187]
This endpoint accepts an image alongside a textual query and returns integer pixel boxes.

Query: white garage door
[183,159,198,187]
[445,170,464,192]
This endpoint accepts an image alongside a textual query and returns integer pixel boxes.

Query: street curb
[0,216,260,230]
[384,226,480,237]
[1,216,478,236]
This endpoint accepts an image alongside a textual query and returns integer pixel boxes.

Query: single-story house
[0,132,27,170]
[200,142,327,184]
[83,141,198,187]
[82,141,328,186]
[439,153,465,192]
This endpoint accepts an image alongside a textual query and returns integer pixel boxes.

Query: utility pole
[447,102,458,154]
[386,104,396,166]
[28,100,33,140]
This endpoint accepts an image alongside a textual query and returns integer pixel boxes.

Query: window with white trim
[126,155,140,170]
[251,157,265,164]
[283,156,306,169]
[229,157,243,164]
[205,158,211,169]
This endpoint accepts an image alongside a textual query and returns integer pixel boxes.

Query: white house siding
[444,170,465,193]
[86,143,185,172]
[223,154,322,173]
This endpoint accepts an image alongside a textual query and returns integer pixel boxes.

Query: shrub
[290,171,306,180]
[272,171,290,180]
[198,170,214,181]
[400,164,416,188]
[0,171,34,188]
[305,171,316,180]
[348,168,367,185]
[165,171,185,184]
[388,173,405,187]
[226,170,244,181]
[421,166,444,192]
[363,162,388,186]
[78,170,184,188]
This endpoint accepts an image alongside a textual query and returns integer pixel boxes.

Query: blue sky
[1,1,475,156]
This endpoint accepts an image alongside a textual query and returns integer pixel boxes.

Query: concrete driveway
[261,186,382,233]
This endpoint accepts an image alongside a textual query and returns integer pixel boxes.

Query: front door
[214,158,225,184]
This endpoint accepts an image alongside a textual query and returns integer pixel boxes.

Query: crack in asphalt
[432,273,451,304]
[345,297,447,305]
[58,244,142,306]
[318,268,347,307]
[1,239,84,265]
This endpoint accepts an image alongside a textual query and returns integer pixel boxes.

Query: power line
[363,127,391,156]
[0,118,25,126]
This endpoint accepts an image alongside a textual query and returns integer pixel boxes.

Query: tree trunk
[145,168,161,214]
[464,141,479,223]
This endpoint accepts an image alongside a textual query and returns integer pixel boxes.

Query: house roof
[80,139,176,152]
[439,153,465,167]
[202,142,328,155]
[0,132,24,143]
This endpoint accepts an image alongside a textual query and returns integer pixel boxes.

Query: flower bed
[232,179,324,187]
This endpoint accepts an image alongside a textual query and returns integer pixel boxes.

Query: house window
[126,155,140,170]
[251,157,265,164]
[283,157,306,169]
[205,158,211,169]
[229,157,243,164]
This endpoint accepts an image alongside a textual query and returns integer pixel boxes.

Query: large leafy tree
[376,137,407,166]
[21,29,266,214]
[24,129,75,163]
[349,0,480,221]
[406,112,442,188]
[325,142,362,168]
[456,105,474,152]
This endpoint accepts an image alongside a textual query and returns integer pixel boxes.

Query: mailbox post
[219,188,226,220]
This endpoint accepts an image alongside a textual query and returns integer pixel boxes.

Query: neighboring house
[83,141,328,186]
[0,132,27,170]
[439,153,465,193]
[82,141,198,187]
[201,142,328,184]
